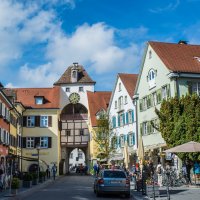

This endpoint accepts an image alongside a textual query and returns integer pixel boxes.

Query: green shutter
[157,89,162,103]
[127,134,130,145]
[133,133,135,145]
[139,100,143,111]
[123,113,125,125]
[167,84,171,98]
[118,115,120,127]
[126,112,128,124]
[131,110,134,122]
[140,123,143,136]
[187,81,193,95]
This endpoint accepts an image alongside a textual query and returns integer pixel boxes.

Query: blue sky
[1,0,200,91]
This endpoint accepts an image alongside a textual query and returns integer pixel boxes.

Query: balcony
[61,114,88,121]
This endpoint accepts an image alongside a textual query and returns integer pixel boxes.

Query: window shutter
[118,136,120,148]
[48,137,52,148]
[167,84,171,98]
[124,134,126,142]
[112,117,115,128]
[114,117,116,128]
[140,123,143,136]
[0,102,2,117]
[187,81,192,95]
[22,137,26,148]
[58,120,62,131]
[48,116,52,127]
[34,137,40,148]
[23,116,27,127]
[139,100,143,111]
[126,112,128,124]
[127,134,129,146]
[35,116,40,127]
[133,133,135,145]
[118,116,120,127]
[122,113,125,125]
[131,110,134,122]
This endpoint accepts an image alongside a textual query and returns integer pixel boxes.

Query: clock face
[69,92,80,104]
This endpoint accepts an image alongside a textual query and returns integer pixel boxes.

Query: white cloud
[0,0,143,88]
[149,0,180,13]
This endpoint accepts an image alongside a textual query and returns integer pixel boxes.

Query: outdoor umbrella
[123,141,129,169]
[164,141,200,153]
[137,136,144,161]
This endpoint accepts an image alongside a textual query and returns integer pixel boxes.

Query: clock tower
[54,63,95,174]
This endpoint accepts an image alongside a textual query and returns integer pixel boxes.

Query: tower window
[66,87,70,92]
[79,87,84,92]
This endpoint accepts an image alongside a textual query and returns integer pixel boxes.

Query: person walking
[156,162,163,187]
[46,165,51,179]
[52,164,57,180]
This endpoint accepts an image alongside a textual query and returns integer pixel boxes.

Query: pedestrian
[46,165,51,178]
[185,160,192,184]
[156,162,163,187]
[52,164,57,180]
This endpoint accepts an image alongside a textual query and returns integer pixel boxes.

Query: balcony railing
[61,114,88,121]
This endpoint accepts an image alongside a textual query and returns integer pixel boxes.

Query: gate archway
[60,103,90,174]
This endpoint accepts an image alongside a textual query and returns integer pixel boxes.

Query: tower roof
[54,64,96,85]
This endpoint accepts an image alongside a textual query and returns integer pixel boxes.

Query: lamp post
[36,144,40,181]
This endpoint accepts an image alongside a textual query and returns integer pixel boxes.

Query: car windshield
[104,171,126,178]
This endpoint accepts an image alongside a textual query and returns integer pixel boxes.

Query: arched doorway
[60,103,90,175]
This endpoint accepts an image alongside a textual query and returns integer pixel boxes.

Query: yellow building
[8,87,61,174]
[87,91,111,163]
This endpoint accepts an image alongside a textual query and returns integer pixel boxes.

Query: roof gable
[54,64,95,85]
[87,91,111,127]
[149,41,200,73]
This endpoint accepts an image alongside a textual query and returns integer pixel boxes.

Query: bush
[23,173,33,181]
[11,178,20,189]
[31,173,38,180]
[39,171,46,178]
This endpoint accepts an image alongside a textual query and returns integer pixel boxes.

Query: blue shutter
[112,117,115,128]
[124,134,126,142]
[123,113,125,125]
[118,115,120,127]
[133,133,135,145]
[131,110,134,122]
[126,112,128,124]
[114,116,116,128]
[127,134,129,145]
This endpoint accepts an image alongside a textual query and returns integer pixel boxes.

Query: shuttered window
[26,137,34,148]
[27,116,35,127]
[40,116,48,127]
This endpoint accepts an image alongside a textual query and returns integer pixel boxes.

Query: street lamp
[36,144,40,181]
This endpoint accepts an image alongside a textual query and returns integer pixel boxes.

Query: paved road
[15,175,132,200]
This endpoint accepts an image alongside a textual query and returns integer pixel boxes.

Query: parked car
[93,169,130,197]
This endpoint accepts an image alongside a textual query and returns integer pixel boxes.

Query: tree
[93,112,116,162]
[154,94,200,160]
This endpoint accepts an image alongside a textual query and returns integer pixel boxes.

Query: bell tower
[71,62,79,83]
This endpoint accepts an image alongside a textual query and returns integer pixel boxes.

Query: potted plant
[31,173,38,185]
[39,172,45,183]
[23,173,33,188]
[11,177,20,195]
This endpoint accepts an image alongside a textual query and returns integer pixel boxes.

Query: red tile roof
[87,91,112,127]
[4,87,60,109]
[149,41,200,73]
[54,64,95,85]
[118,73,138,98]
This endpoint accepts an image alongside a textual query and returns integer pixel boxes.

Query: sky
[1,0,200,91]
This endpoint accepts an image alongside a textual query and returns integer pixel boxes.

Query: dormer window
[72,71,76,78]
[147,69,156,89]
[35,97,44,105]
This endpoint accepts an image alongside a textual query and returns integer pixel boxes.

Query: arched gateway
[54,63,95,174]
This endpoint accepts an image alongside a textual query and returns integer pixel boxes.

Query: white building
[108,73,138,167]
[134,41,200,164]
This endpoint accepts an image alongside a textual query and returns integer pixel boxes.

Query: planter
[32,179,38,185]
[11,189,18,195]
[23,180,32,188]
[146,184,160,198]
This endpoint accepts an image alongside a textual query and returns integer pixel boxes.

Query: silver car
[93,169,130,197]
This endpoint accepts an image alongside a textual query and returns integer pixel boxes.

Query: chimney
[178,40,188,45]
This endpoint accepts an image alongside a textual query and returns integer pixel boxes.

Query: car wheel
[96,191,101,197]
[125,193,130,198]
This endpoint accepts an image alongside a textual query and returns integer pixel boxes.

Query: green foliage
[155,94,200,160]
[11,178,20,189]
[31,173,38,180]
[93,112,116,161]
[39,171,46,178]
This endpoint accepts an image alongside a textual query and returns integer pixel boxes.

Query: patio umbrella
[164,141,200,153]
[123,141,129,169]
[137,136,144,161]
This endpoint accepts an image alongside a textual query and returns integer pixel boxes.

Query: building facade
[135,41,200,164]
[108,73,138,168]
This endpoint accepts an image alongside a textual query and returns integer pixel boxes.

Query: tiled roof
[4,87,60,109]
[149,41,200,73]
[87,91,111,127]
[54,64,95,85]
[118,73,138,98]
